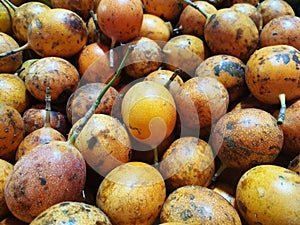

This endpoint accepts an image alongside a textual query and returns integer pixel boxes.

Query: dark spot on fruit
[39,177,47,186]
[236,28,243,40]
[52,41,59,49]
[207,14,216,25]
[226,123,234,130]
[212,20,219,29]
[289,157,299,168]
[274,53,290,64]
[180,209,193,221]
[60,202,70,207]
[65,15,84,33]
[213,61,245,78]
[237,199,247,214]
[35,19,43,29]
[88,136,98,150]
[272,32,278,36]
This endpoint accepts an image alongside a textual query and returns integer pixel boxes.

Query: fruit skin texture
[236,164,300,225]
[245,45,300,104]
[97,0,143,43]
[0,159,13,220]
[96,161,166,225]
[28,8,88,58]
[212,108,284,170]
[160,137,215,191]
[160,185,242,224]
[204,8,259,62]
[30,201,112,225]
[121,81,177,147]
[0,103,25,157]
[4,141,86,223]
[0,32,22,73]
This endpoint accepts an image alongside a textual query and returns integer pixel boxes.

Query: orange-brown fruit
[10,1,50,43]
[70,114,131,176]
[4,141,86,223]
[273,98,300,155]
[0,1,13,34]
[124,37,163,78]
[257,0,295,26]
[163,34,206,77]
[27,8,88,58]
[260,15,300,50]
[230,3,263,31]
[0,159,13,220]
[204,8,259,62]
[160,185,242,224]
[0,32,22,73]
[178,1,217,38]
[138,14,172,46]
[97,0,143,45]
[66,82,119,125]
[141,0,184,22]
[160,137,215,191]
[245,45,300,105]
[51,0,95,20]
[24,56,80,104]
[0,103,24,157]
[96,161,166,225]
[211,108,284,170]
[175,76,229,130]
[0,73,31,113]
[195,54,248,103]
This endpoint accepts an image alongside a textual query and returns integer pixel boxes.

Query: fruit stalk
[89,10,102,43]
[44,87,51,128]
[212,163,228,182]
[0,43,29,57]
[164,68,182,89]
[0,0,16,11]
[277,93,286,125]
[68,44,135,144]
[182,0,210,18]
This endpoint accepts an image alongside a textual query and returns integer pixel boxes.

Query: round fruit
[236,164,300,225]
[0,159,13,220]
[160,185,242,224]
[96,161,166,225]
[0,1,13,34]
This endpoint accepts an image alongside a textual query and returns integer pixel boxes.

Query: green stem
[0,43,29,57]
[0,0,16,11]
[182,0,210,18]
[277,93,286,125]
[89,10,102,43]
[164,68,182,89]
[212,163,228,182]
[44,87,51,128]
[68,44,135,145]
[153,146,159,169]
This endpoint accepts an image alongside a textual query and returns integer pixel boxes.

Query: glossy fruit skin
[260,15,300,50]
[97,0,143,43]
[0,2,13,34]
[12,2,50,43]
[236,164,300,225]
[121,81,177,147]
[71,114,131,176]
[211,108,284,170]
[245,45,300,104]
[30,201,112,225]
[0,103,25,157]
[195,54,248,103]
[178,1,217,38]
[204,8,259,62]
[159,137,215,191]
[28,8,88,58]
[96,162,166,225]
[4,141,86,223]
[175,76,229,129]
[160,185,242,224]
[0,32,22,73]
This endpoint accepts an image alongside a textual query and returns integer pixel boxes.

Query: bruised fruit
[211,108,284,171]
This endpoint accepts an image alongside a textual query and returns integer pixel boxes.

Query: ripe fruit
[245,45,300,105]
[211,108,284,171]
[0,1,13,34]
[236,164,300,225]
[121,80,177,148]
[0,159,13,220]
[96,161,166,225]
[160,185,242,224]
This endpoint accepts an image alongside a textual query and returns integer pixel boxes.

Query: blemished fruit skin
[236,164,300,225]
[245,45,300,105]
[211,108,284,170]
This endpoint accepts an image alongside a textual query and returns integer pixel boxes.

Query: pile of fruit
[0,0,299,224]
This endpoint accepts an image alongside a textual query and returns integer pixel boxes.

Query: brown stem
[182,0,210,18]
[68,44,135,145]
[89,10,102,44]
[0,43,29,57]
[164,68,182,89]
[277,93,286,125]
[153,146,159,168]
[44,87,51,128]
[212,163,228,182]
